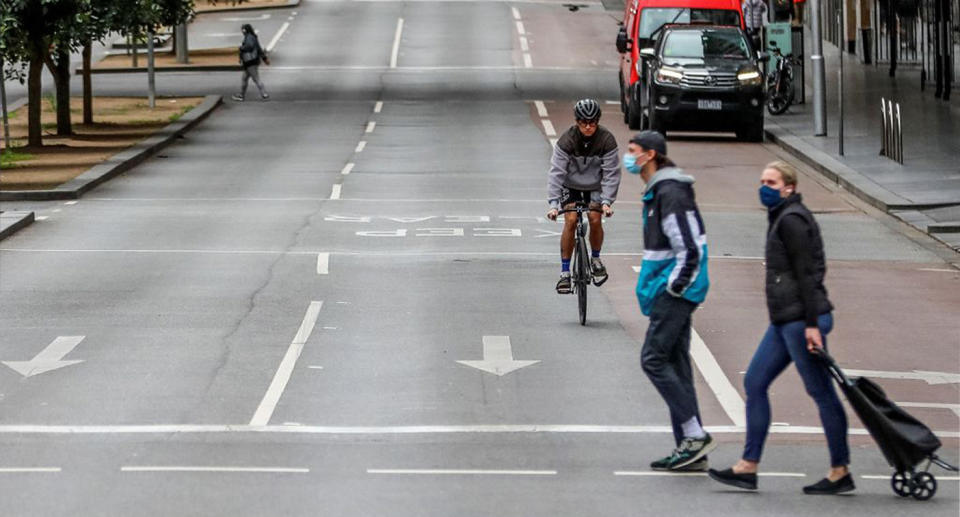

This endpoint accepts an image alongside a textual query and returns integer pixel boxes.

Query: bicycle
[765,41,798,115]
[557,203,604,326]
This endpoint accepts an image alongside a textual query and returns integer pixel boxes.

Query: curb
[0,211,35,241]
[78,64,241,74]
[194,0,299,14]
[0,95,222,201]
[763,125,913,213]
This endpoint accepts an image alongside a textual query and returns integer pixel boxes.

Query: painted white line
[0,424,954,437]
[222,14,271,21]
[322,326,338,330]
[390,18,404,68]
[368,469,556,476]
[516,21,526,35]
[122,466,309,473]
[249,301,323,426]
[355,141,367,153]
[897,401,960,417]
[632,266,641,273]
[266,22,290,53]
[52,209,61,213]
[340,163,354,175]
[917,268,959,273]
[511,7,521,19]
[330,184,342,200]
[604,100,619,105]
[374,101,384,113]
[0,467,61,473]
[265,65,620,72]
[549,138,558,147]
[365,121,376,133]
[691,329,746,427]
[533,100,548,117]
[288,16,294,21]
[541,119,556,137]
[519,36,529,52]
[861,475,960,481]
[64,201,78,205]
[615,471,805,477]
[308,365,324,370]
[523,53,533,68]
[316,253,329,275]
[35,216,49,221]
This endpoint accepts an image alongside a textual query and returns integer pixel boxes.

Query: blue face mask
[623,153,642,175]
[759,185,785,208]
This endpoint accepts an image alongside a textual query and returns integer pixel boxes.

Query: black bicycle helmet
[573,98,601,121]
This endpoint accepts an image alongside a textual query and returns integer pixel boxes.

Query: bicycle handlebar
[557,206,605,215]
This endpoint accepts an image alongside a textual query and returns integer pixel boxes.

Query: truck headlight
[737,69,763,86]
[656,67,683,85]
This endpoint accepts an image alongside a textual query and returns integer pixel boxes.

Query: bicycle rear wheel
[575,234,590,326]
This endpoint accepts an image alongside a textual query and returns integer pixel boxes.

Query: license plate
[698,99,722,110]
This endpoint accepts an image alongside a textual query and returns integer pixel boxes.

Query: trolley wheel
[911,472,937,501]
[891,471,913,498]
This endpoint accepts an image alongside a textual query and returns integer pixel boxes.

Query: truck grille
[679,72,738,89]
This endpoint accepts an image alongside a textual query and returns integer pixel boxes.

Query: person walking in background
[626,131,713,471]
[232,24,270,102]
[792,0,805,25]
[708,161,854,494]
[741,0,768,52]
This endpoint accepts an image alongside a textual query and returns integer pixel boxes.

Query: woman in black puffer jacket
[708,161,853,495]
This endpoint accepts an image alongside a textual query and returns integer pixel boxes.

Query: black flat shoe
[803,473,856,495]
[708,468,758,490]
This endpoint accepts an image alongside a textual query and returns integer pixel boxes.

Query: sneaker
[231,94,244,102]
[556,273,572,294]
[803,474,855,495]
[708,467,758,490]
[666,433,717,470]
[591,258,608,286]
[261,93,270,100]
[651,454,709,472]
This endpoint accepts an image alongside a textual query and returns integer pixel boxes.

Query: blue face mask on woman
[759,185,785,208]
[623,153,642,175]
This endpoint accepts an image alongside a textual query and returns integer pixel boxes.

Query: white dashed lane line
[355,141,366,153]
[330,184,342,200]
[340,163,354,175]
[365,121,376,133]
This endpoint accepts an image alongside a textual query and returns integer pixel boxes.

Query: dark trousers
[641,292,702,446]
[742,313,850,466]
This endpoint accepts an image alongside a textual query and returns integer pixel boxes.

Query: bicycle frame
[557,203,604,325]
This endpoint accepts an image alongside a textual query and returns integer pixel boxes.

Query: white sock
[681,416,706,439]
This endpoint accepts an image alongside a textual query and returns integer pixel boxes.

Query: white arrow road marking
[3,336,85,378]
[533,229,562,238]
[457,336,539,376]
[249,301,323,426]
[222,14,271,21]
[844,369,960,385]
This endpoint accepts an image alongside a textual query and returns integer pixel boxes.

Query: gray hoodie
[547,126,621,208]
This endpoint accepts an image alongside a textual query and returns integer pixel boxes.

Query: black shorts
[561,188,602,208]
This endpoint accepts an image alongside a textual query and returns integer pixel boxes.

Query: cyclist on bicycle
[546,99,621,294]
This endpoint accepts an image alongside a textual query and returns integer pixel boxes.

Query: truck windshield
[662,29,750,59]
[637,8,741,39]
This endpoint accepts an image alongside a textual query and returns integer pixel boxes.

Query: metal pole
[895,102,902,164]
[0,57,11,153]
[880,98,887,157]
[837,8,843,156]
[810,0,828,135]
[147,29,156,108]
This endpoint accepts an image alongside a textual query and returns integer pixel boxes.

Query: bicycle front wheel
[575,235,590,326]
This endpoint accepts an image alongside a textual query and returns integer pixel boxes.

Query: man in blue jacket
[624,131,713,471]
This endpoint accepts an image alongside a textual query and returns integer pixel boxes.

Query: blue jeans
[742,313,850,466]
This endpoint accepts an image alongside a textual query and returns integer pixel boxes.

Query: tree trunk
[83,42,93,124]
[27,55,43,147]
[44,47,73,136]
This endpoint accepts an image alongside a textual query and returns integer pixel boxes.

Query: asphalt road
[1,1,958,515]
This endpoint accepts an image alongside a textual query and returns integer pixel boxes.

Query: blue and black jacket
[636,167,710,315]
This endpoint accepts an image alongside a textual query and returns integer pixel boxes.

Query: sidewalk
[764,28,960,251]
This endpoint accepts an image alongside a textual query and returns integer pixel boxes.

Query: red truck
[616,0,746,129]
